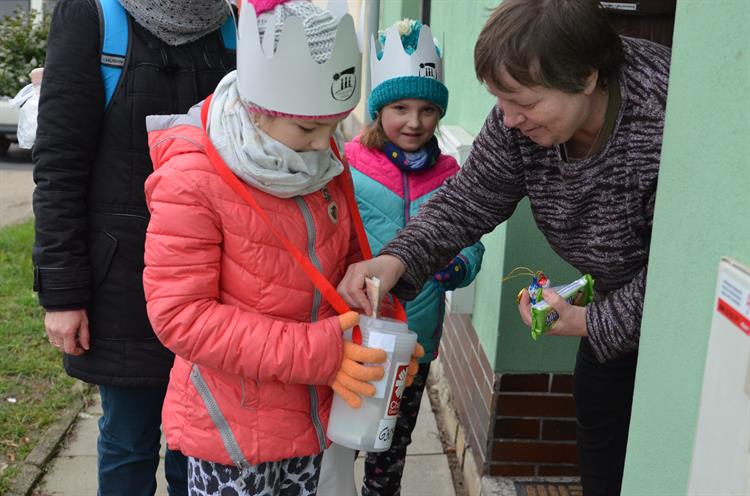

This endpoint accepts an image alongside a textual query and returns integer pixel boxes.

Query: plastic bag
[10,69,43,149]
[318,442,357,495]
[10,84,39,149]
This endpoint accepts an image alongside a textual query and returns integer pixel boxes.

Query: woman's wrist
[381,254,406,279]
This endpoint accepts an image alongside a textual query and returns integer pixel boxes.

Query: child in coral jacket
[142,2,419,495]
[346,19,485,495]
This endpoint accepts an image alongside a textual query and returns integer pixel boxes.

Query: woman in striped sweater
[338,1,670,494]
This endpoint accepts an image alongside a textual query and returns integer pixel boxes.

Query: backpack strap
[96,0,234,109]
[220,15,237,51]
[96,0,130,109]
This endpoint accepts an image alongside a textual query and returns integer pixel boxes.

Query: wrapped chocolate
[527,272,552,305]
[530,274,595,340]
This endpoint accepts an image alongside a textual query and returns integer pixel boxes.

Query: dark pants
[574,338,638,496]
[98,385,188,496]
[362,363,431,496]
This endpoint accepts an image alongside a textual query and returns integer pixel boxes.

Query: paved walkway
[0,145,34,227]
[35,390,456,495]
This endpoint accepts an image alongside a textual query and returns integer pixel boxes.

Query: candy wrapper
[527,273,552,305]
[530,274,594,340]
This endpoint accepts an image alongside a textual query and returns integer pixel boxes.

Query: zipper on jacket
[190,365,250,469]
[402,172,412,224]
[293,196,328,452]
[294,197,323,321]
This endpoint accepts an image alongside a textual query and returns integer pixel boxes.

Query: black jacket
[32,0,235,386]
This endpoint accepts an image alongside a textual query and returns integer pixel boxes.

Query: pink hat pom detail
[246,0,295,15]
[244,102,352,121]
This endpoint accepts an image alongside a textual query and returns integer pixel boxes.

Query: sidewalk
[0,145,34,227]
[33,388,457,495]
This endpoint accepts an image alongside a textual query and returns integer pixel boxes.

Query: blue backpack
[95,0,237,109]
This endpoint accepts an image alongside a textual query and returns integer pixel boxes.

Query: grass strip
[0,220,79,493]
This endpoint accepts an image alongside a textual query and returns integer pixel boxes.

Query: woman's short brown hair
[474,0,624,93]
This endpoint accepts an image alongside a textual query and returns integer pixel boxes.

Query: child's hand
[405,342,425,387]
[332,343,387,408]
[433,256,467,291]
[332,311,387,408]
[338,311,360,332]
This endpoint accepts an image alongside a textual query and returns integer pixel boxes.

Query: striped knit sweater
[382,37,671,363]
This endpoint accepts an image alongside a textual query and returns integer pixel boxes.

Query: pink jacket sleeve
[143,165,344,386]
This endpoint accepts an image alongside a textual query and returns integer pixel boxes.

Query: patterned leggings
[187,452,323,496]
[362,363,431,496]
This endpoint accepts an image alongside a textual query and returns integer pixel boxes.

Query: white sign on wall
[687,257,750,496]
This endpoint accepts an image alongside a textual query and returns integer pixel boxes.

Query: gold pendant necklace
[323,187,338,224]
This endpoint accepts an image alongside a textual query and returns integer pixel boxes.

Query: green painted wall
[622,2,750,494]
[430,1,499,135]
[429,1,581,372]
[496,202,582,373]
[379,0,420,27]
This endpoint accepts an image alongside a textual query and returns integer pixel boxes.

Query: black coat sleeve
[32,0,105,309]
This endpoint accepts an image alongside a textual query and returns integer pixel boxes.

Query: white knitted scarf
[206,71,344,199]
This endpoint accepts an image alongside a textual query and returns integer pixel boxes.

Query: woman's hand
[337,255,406,315]
[44,309,90,355]
[517,288,588,337]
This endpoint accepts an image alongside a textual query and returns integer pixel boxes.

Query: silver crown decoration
[237,2,362,117]
[370,22,443,89]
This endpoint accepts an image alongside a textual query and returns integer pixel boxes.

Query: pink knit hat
[246,0,288,15]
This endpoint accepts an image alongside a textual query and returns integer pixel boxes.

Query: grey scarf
[119,0,231,46]
[207,72,344,199]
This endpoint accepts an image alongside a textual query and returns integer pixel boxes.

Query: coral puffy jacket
[143,110,360,465]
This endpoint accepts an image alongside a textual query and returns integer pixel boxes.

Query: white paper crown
[370,23,443,90]
[236,2,362,117]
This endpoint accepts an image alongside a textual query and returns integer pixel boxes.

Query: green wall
[496,203,581,373]
[429,1,581,372]
[622,1,750,494]
[379,0,420,27]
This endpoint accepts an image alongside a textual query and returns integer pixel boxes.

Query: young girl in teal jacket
[345,19,484,495]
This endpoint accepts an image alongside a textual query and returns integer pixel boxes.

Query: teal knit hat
[368,20,448,119]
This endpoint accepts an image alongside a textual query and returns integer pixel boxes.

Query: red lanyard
[199,94,406,344]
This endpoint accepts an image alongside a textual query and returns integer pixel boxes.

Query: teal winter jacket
[345,138,484,362]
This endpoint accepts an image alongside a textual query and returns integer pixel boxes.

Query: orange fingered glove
[405,342,425,387]
[331,312,387,408]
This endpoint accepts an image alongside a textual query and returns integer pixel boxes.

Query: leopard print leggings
[187,453,323,496]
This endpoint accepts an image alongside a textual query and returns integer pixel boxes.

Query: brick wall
[440,313,495,474]
[492,373,579,476]
[440,312,580,479]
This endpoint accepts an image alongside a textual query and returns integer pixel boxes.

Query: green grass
[0,220,81,493]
